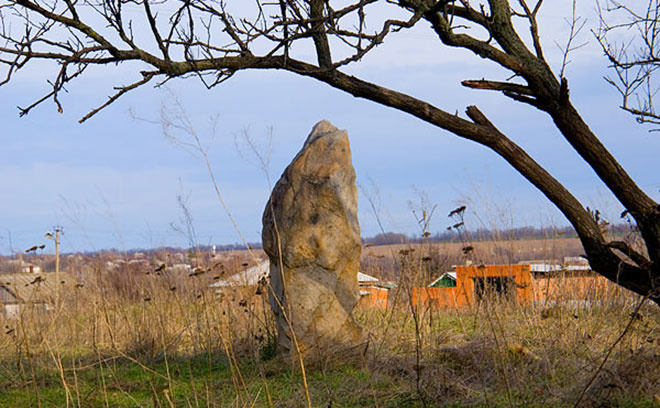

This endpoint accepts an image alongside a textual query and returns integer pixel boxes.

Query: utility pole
[46,225,63,307]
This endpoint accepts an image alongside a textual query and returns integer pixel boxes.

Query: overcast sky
[1,1,659,254]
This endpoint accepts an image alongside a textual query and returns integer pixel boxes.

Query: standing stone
[262,120,363,356]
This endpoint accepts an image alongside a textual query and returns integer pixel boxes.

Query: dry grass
[1,240,659,407]
[361,238,585,282]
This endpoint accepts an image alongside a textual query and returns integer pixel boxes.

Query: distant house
[528,264,591,273]
[0,273,57,319]
[1,259,42,274]
[357,272,389,309]
[20,263,42,274]
[210,263,390,309]
[428,272,457,288]
[210,261,269,290]
[357,272,378,285]
[166,263,193,274]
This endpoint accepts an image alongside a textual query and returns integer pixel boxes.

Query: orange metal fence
[358,286,389,309]
[412,265,626,309]
[361,265,628,311]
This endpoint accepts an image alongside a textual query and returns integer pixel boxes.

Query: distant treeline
[69,224,634,256]
[76,242,264,257]
[362,224,634,246]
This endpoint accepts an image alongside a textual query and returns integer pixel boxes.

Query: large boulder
[262,120,363,356]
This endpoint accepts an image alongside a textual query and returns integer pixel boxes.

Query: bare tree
[0,0,658,304]
[597,0,660,126]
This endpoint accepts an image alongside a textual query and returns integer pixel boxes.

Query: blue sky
[1,2,659,254]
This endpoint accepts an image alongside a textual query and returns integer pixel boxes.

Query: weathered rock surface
[262,120,363,356]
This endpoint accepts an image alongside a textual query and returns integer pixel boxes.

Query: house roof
[428,271,456,287]
[358,272,379,283]
[0,273,60,304]
[210,262,381,288]
[528,264,591,273]
[210,261,269,288]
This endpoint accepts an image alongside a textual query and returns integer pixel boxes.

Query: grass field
[1,240,659,407]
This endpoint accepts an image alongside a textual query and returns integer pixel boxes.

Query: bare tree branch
[79,70,157,123]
